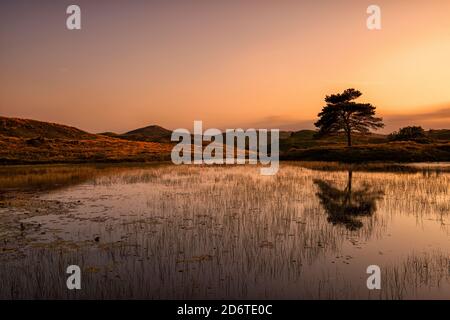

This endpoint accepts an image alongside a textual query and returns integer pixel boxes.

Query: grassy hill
[282,141,450,162]
[279,130,387,151]
[99,125,173,143]
[279,129,450,162]
[0,117,173,165]
[0,116,95,140]
[121,125,173,143]
[427,129,450,141]
[1,116,449,164]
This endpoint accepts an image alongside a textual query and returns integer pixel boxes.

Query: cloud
[383,107,450,132]
[227,106,450,133]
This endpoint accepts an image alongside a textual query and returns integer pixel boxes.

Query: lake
[0,162,449,299]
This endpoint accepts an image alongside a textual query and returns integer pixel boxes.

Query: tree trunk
[348,170,352,193]
[346,130,352,147]
[344,170,353,206]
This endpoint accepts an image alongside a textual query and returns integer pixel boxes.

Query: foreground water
[0,163,449,299]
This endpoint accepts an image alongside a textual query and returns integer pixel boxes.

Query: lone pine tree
[314,88,384,147]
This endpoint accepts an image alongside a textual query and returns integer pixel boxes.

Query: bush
[388,126,429,143]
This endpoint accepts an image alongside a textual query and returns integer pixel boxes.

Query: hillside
[0,117,173,164]
[279,129,450,161]
[99,125,173,143]
[121,125,173,143]
[1,116,449,164]
[427,129,450,141]
[279,130,388,151]
[282,141,450,162]
[0,116,96,140]
[99,127,392,148]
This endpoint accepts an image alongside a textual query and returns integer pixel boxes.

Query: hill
[282,141,450,162]
[279,130,388,151]
[0,116,96,140]
[278,129,450,161]
[1,116,449,164]
[121,125,173,143]
[98,132,121,138]
[98,125,173,143]
[427,129,450,141]
[0,117,173,165]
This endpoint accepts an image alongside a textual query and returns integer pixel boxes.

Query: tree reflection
[314,171,384,231]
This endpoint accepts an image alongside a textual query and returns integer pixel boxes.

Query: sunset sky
[1,0,450,133]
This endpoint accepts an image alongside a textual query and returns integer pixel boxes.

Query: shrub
[388,126,429,143]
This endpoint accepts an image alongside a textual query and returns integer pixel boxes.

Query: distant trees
[314,89,384,146]
[388,126,429,143]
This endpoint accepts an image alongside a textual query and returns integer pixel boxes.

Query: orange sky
[1,0,450,133]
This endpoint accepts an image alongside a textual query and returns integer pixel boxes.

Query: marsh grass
[0,163,448,299]
[380,251,449,300]
[0,162,169,192]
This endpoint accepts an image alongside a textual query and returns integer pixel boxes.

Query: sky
[1,0,450,133]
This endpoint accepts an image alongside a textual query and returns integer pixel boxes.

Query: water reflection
[0,163,448,299]
[314,171,384,231]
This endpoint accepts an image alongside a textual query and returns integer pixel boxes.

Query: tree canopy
[314,88,384,146]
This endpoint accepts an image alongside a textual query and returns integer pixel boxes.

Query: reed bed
[0,163,448,299]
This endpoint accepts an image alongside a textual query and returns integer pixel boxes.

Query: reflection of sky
[1,0,450,133]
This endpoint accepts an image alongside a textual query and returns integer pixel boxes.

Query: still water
[0,163,448,299]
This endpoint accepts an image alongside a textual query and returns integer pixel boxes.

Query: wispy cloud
[383,106,450,132]
[237,106,450,133]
